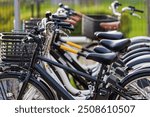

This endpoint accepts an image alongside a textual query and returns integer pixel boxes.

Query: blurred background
[0,0,148,37]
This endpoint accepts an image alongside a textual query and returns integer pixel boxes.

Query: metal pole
[147,0,150,36]
[31,2,34,18]
[36,1,40,18]
[14,0,21,32]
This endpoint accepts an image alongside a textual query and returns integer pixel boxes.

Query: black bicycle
[0,23,150,100]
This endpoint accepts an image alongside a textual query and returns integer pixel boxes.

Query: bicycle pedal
[95,88,110,100]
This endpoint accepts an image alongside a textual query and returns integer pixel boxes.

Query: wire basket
[0,32,36,67]
[23,18,41,32]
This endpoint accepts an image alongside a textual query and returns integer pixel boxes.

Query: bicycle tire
[0,72,55,100]
[112,69,150,100]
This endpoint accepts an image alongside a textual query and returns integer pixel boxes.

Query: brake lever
[121,7,132,12]
[131,13,141,19]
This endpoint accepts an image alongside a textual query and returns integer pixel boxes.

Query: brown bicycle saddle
[100,21,120,30]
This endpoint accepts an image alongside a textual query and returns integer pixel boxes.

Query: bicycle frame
[41,53,91,97]
[29,55,130,100]
[34,56,97,100]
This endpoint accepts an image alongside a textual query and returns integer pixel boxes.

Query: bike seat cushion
[94,31,123,40]
[94,46,112,53]
[100,39,131,52]
[86,52,117,65]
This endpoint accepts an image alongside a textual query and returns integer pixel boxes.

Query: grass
[0,2,14,31]
[0,0,148,38]
[20,0,147,37]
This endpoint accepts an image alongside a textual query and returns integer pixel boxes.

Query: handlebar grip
[117,3,122,6]
[58,3,64,7]
[64,6,71,11]
[128,6,144,13]
[134,9,144,13]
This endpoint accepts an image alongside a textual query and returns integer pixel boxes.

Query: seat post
[94,64,107,93]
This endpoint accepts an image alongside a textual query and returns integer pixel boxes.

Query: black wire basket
[0,32,36,67]
[23,18,41,32]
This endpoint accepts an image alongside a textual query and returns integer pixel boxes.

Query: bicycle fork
[17,71,31,100]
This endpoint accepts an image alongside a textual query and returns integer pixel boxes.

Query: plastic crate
[0,32,36,66]
[82,15,118,39]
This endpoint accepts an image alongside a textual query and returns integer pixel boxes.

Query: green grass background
[0,0,148,37]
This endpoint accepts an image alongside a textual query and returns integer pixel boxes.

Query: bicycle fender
[123,51,150,64]
[122,47,150,59]
[127,43,150,52]
[120,68,150,85]
[126,54,150,68]
[130,36,150,45]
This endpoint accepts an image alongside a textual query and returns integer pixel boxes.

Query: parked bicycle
[0,14,150,100]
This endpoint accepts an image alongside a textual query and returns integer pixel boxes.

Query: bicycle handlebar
[121,6,144,19]
[110,0,121,17]
[122,6,144,13]
[128,6,144,13]
[58,2,82,17]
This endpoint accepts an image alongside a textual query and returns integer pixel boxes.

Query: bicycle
[1,20,150,100]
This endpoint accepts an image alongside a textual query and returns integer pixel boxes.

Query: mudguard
[120,68,150,85]
[130,36,150,45]
[122,47,150,59]
[110,68,150,99]
[123,51,150,63]
[126,54,150,68]
[127,43,150,52]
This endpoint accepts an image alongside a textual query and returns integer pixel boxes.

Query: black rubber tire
[0,72,55,100]
[112,71,150,100]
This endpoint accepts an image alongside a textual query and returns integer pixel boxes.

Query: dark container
[82,15,118,39]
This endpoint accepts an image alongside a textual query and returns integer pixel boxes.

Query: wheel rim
[117,76,150,100]
[0,78,46,100]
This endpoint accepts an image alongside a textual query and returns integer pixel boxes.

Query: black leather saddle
[95,31,123,40]
[100,39,131,52]
[86,52,117,65]
[94,46,112,53]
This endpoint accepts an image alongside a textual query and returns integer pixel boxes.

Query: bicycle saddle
[94,46,112,53]
[86,52,117,65]
[94,31,123,40]
[100,38,131,52]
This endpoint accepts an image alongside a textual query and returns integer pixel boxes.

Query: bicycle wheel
[114,71,150,100]
[0,72,54,100]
